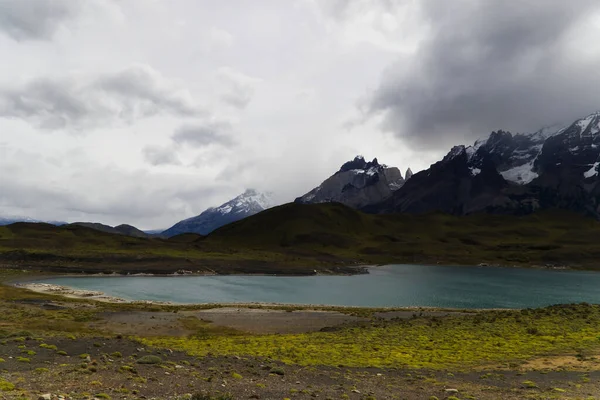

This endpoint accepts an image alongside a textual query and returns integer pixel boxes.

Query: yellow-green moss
[141,304,600,369]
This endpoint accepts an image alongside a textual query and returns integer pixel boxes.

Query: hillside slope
[205,203,600,269]
[3,204,600,272]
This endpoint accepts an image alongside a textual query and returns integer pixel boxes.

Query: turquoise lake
[31,264,600,309]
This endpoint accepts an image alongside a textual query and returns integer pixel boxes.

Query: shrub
[39,343,58,350]
[231,372,243,380]
[0,379,15,391]
[110,352,123,358]
[16,357,30,363]
[56,350,68,356]
[136,355,162,365]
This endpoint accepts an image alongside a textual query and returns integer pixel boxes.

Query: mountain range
[367,111,600,217]
[3,110,600,237]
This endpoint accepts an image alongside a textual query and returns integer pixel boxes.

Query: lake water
[30,264,600,309]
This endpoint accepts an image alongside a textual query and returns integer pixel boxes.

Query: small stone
[39,395,52,400]
[165,372,170,375]
[445,388,459,394]
[175,364,184,369]
[351,389,360,394]
[376,373,383,376]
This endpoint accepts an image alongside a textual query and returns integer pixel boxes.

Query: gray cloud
[172,122,234,148]
[142,145,181,166]
[0,64,205,131]
[365,0,600,149]
[0,0,81,41]
[217,67,260,109]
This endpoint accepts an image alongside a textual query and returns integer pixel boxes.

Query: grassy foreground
[4,203,600,274]
[2,271,600,398]
[143,304,600,370]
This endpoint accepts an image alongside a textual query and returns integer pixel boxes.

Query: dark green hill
[205,202,600,269]
[2,203,600,273]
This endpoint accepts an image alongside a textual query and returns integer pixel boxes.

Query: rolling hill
[3,203,600,274]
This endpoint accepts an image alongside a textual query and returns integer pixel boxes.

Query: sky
[1,0,600,229]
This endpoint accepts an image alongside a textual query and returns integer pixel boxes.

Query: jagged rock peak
[338,155,383,174]
[405,168,413,180]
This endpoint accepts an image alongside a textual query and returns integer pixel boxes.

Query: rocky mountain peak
[296,156,405,209]
[405,168,413,180]
[338,155,382,174]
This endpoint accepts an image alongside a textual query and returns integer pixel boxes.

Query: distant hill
[0,217,66,226]
[162,189,274,237]
[70,222,149,238]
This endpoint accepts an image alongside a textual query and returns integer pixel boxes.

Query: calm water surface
[31,264,600,309]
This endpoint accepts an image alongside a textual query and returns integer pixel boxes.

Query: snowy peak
[214,189,274,215]
[162,189,275,237]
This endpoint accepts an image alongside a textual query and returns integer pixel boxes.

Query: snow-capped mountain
[295,156,408,209]
[161,189,275,237]
[0,216,66,226]
[367,111,600,217]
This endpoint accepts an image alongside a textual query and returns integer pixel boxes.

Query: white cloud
[0,64,205,131]
[217,67,261,109]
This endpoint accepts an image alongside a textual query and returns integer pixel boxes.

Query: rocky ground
[2,281,600,399]
[3,335,600,400]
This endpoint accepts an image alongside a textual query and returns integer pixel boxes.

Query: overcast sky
[1,0,600,229]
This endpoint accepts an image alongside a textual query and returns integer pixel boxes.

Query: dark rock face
[161,189,273,237]
[366,111,600,218]
[295,156,408,209]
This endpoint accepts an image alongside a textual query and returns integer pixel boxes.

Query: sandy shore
[13,282,173,304]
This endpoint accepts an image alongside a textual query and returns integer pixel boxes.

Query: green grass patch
[142,304,600,369]
[0,378,15,391]
[136,355,162,365]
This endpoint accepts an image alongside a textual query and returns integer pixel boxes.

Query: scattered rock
[445,388,459,394]
[38,395,51,400]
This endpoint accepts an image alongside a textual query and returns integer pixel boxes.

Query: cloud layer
[0,65,204,131]
[365,0,600,149]
[0,0,81,41]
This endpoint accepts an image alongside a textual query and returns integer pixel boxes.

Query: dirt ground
[2,335,600,400]
[2,301,600,399]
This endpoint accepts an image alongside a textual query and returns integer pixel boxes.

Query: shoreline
[12,281,498,312]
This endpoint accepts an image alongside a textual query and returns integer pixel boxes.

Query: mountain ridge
[366,111,600,217]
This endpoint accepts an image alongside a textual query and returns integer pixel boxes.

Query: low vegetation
[3,204,600,274]
[143,304,600,369]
